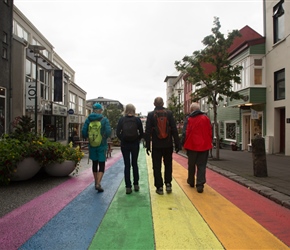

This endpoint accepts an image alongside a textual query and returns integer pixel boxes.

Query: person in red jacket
[181,102,212,193]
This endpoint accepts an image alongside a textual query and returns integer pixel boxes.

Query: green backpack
[88,120,102,147]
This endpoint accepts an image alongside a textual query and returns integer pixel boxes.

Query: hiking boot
[156,187,164,195]
[95,184,104,192]
[197,186,204,193]
[165,183,172,193]
[134,185,140,192]
[126,188,132,194]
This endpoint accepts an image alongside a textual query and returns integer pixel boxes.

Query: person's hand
[146,148,151,155]
[175,145,181,154]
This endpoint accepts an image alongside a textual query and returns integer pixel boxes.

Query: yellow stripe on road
[172,160,289,249]
[146,155,224,250]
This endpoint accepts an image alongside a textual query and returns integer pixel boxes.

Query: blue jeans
[121,142,140,188]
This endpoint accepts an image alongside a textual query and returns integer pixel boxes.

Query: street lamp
[29,45,45,134]
[177,88,182,122]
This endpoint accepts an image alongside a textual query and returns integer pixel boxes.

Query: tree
[103,104,123,137]
[167,94,184,123]
[175,17,243,159]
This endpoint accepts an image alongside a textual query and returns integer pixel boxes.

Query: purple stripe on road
[0,153,122,250]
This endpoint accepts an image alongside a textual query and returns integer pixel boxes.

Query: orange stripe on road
[173,160,289,249]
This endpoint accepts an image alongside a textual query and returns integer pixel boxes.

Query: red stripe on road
[173,153,290,247]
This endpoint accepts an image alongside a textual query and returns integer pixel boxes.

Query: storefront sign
[68,109,74,114]
[68,115,79,123]
[52,103,67,116]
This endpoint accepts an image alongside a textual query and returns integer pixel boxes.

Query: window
[78,97,84,115]
[273,0,284,44]
[13,21,28,41]
[2,48,7,59]
[40,69,49,100]
[254,69,262,85]
[69,93,76,112]
[0,88,6,136]
[3,32,7,43]
[225,121,237,141]
[274,69,285,100]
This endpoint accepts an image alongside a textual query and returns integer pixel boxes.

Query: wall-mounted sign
[68,115,79,123]
[286,118,290,123]
[26,82,38,110]
[52,103,67,116]
[68,109,74,115]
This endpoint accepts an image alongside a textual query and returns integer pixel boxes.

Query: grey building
[0,0,13,135]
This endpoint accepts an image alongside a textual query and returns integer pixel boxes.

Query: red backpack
[154,110,169,139]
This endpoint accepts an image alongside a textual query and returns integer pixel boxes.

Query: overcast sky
[14,0,264,115]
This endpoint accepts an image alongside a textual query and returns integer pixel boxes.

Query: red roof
[229,25,264,55]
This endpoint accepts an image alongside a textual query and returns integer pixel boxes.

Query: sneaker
[197,186,204,193]
[126,188,132,194]
[95,184,104,192]
[134,185,140,192]
[165,183,172,193]
[156,187,164,195]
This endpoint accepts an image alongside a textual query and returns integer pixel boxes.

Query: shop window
[274,69,285,100]
[0,88,6,136]
[225,121,236,141]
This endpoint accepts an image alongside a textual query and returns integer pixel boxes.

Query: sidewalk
[205,148,290,209]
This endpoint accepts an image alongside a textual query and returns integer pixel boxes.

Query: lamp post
[177,89,182,123]
[29,45,45,134]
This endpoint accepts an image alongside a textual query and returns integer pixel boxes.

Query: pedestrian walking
[82,103,111,192]
[181,102,212,193]
[145,97,181,195]
[117,104,144,194]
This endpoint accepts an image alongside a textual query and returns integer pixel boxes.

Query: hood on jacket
[88,112,103,122]
[188,110,204,118]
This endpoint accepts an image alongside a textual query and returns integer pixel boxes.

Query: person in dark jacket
[82,103,111,192]
[181,102,212,193]
[145,97,180,195]
[116,104,144,195]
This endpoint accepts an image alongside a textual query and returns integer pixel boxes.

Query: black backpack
[122,117,139,142]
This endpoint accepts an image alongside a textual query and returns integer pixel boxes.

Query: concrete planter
[44,160,76,177]
[10,157,41,181]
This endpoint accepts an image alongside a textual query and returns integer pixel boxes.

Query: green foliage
[175,17,243,104]
[167,94,184,122]
[0,117,84,185]
[175,17,243,159]
[103,104,123,130]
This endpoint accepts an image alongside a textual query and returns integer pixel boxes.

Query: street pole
[35,55,38,134]
[29,45,45,134]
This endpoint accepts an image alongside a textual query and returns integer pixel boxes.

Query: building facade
[10,5,86,142]
[0,0,13,136]
[264,0,290,155]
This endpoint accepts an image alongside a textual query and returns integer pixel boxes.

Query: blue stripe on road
[19,159,124,250]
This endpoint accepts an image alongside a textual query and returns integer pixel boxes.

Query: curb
[178,152,290,210]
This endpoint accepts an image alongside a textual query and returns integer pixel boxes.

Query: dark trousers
[152,147,173,188]
[121,142,140,188]
[186,150,209,188]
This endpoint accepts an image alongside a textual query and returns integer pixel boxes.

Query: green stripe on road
[89,149,154,250]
